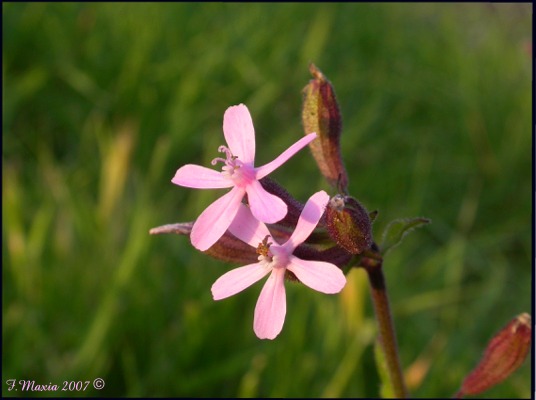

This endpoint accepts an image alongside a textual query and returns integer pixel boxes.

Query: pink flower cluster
[172,104,346,339]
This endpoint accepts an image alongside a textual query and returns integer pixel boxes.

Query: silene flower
[211,190,347,340]
[172,104,317,251]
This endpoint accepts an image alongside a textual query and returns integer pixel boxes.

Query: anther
[256,235,272,258]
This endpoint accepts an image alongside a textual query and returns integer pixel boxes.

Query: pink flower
[211,190,347,340]
[172,104,317,251]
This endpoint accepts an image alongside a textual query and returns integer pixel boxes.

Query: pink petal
[246,180,287,224]
[255,133,317,179]
[190,186,245,251]
[283,190,329,252]
[211,262,272,300]
[254,268,287,340]
[223,104,256,165]
[172,164,233,189]
[286,256,346,294]
[228,203,272,248]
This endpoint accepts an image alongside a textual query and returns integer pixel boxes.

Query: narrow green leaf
[380,217,431,255]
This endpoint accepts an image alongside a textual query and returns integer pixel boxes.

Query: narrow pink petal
[190,186,245,251]
[246,180,287,224]
[283,190,329,252]
[223,104,256,164]
[287,256,346,294]
[255,133,317,179]
[172,164,233,189]
[254,268,287,340]
[228,203,272,248]
[211,262,272,300]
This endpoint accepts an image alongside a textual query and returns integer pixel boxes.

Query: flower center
[211,145,255,186]
[256,236,273,263]
[256,237,289,269]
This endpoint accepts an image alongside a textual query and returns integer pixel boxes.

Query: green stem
[364,260,408,398]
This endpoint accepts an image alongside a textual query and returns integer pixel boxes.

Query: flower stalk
[361,249,408,399]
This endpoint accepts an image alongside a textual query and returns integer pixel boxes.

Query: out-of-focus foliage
[3,3,531,398]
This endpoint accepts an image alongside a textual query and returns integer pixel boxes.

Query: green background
[3,3,532,398]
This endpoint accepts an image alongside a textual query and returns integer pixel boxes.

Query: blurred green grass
[2,3,531,398]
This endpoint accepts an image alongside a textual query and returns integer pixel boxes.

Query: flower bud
[149,222,258,264]
[301,64,348,192]
[456,313,532,398]
[293,244,353,271]
[259,177,304,229]
[325,195,372,255]
[204,231,260,264]
[259,177,333,246]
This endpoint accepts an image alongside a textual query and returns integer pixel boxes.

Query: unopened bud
[325,195,372,255]
[302,64,348,192]
[456,313,532,398]
[259,177,304,229]
[149,222,258,264]
[205,231,260,264]
[293,244,353,271]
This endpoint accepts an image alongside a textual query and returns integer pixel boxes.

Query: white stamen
[210,144,253,184]
[211,157,227,166]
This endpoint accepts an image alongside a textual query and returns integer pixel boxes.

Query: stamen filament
[211,157,227,166]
